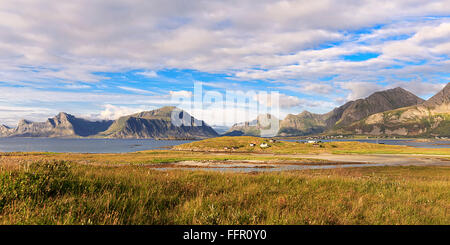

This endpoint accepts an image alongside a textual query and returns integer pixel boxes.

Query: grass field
[174,136,450,155]
[1,137,449,225]
[0,150,330,167]
[0,160,449,225]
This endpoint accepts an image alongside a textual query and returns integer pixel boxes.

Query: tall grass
[0,161,449,225]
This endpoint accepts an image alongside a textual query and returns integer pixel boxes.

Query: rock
[98,106,219,139]
[0,106,219,139]
[343,83,450,137]
[0,113,113,137]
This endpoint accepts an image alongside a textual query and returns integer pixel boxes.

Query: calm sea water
[0,137,448,153]
[0,138,195,153]
[283,139,450,148]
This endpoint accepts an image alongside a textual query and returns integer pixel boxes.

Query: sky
[1,0,450,127]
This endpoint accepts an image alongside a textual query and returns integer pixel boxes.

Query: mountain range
[0,106,218,139]
[341,83,450,136]
[226,83,450,137]
[1,83,450,139]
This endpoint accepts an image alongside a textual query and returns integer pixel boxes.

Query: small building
[260,143,269,148]
[249,143,256,147]
[307,140,317,144]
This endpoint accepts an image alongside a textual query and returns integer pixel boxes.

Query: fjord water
[0,138,195,153]
[284,139,450,148]
[0,138,448,153]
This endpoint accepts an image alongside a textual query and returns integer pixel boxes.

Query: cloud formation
[1,0,449,81]
[1,0,450,125]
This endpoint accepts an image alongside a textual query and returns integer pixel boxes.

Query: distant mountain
[278,87,424,136]
[211,125,230,135]
[0,107,219,139]
[98,106,219,139]
[278,111,327,136]
[0,124,12,135]
[223,114,279,136]
[423,83,450,107]
[2,86,447,139]
[342,83,450,136]
[0,112,113,138]
[222,87,425,137]
[329,87,425,129]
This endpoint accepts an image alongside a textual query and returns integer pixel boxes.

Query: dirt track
[287,153,450,166]
[155,153,450,172]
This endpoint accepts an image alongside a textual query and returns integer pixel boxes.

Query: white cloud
[1,0,450,125]
[183,106,261,126]
[64,83,91,89]
[281,82,334,95]
[96,104,148,120]
[170,90,193,98]
[389,81,446,97]
[278,95,301,108]
[136,70,158,78]
[254,93,301,108]
[117,86,155,94]
[1,0,449,83]
[0,105,55,126]
[337,82,383,101]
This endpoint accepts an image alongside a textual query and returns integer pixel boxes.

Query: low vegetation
[0,160,448,225]
[174,136,450,155]
[0,150,328,166]
[1,137,449,225]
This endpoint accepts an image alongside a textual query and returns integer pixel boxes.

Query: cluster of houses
[223,139,278,151]
[249,139,277,148]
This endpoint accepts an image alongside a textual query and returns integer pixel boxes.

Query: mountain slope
[223,114,279,137]
[329,87,424,129]
[278,87,424,136]
[0,113,113,137]
[98,106,219,139]
[278,111,327,136]
[0,124,12,135]
[342,83,450,136]
[223,87,424,137]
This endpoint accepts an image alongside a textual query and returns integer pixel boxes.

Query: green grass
[0,150,328,166]
[0,161,449,225]
[174,136,450,155]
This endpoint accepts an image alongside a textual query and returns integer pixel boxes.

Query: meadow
[174,136,450,155]
[0,136,449,225]
[0,160,449,225]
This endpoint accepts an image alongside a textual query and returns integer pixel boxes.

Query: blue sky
[1,0,450,126]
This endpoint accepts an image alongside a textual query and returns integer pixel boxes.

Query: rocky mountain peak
[54,112,75,121]
[18,119,32,126]
[331,86,424,128]
[368,87,424,105]
[424,82,450,107]
[99,106,218,139]
[131,106,178,120]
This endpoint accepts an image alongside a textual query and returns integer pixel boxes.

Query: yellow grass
[174,136,450,155]
[0,161,449,225]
